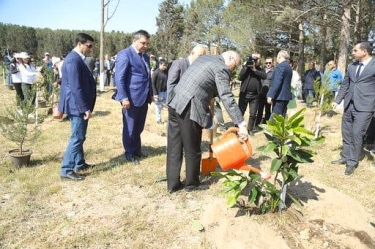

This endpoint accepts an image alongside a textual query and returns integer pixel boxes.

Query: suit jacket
[336,58,375,111]
[168,55,244,129]
[114,46,152,106]
[58,50,96,115]
[166,57,190,101]
[267,60,293,101]
[84,57,95,73]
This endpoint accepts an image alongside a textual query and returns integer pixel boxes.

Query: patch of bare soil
[199,178,375,249]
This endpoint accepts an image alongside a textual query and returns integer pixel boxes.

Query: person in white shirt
[17,52,39,104]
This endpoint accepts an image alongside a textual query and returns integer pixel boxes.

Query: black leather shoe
[345,166,355,175]
[60,172,85,181]
[134,151,148,159]
[74,163,93,173]
[168,183,184,193]
[331,158,346,165]
[126,156,140,165]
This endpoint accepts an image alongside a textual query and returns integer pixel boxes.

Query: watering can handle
[220,127,252,158]
[221,127,239,139]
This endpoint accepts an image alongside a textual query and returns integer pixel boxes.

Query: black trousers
[341,102,373,167]
[256,89,271,126]
[13,83,24,104]
[238,92,258,131]
[166,105,203,191]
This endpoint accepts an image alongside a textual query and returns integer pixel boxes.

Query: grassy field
[0,78,374,248]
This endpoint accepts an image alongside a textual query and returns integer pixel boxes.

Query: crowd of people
[3,30,374,187]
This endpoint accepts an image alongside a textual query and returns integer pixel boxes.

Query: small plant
[213,108,324,213]
[38,65,55,105]
[0,89,42,155]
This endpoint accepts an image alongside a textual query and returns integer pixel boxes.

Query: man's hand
[238,125,249,141]
[267,97,273,105]
[84,110,92,120]
[121,99,131,109]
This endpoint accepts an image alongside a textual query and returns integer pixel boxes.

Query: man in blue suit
[58,33,97,180]
[114,30,152,165]
[267,50,293,117]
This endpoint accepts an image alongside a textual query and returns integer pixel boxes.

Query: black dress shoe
[345,166,356,175]
[331,158,346,165]
[74,163,93,173]
[134,151,148,159]
[60,172,85,181]
[168,183,184,193]
[126,156,140,165]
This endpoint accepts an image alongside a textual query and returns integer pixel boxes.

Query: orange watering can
[211,127,271,180]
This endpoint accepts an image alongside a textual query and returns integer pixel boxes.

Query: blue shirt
[329,68,343,92]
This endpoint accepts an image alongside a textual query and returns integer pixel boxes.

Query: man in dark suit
[114,30,152,165]
[167,45,207,101]
[267,50,293,117]
[166,51,249,193]
[331,41,375,175]
[58,33,97,181]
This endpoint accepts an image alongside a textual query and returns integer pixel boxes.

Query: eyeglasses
[85,44,93,49]
[265,62,272,65]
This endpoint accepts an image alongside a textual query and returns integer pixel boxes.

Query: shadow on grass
[93,110,111,117]
[89,145,168,174]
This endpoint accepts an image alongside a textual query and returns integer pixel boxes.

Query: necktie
[355,62,363,80]
[139,53,149,73]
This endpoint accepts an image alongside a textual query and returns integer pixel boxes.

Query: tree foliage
[2,0,375,70]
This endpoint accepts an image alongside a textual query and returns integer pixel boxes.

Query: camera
[245,54,258,67]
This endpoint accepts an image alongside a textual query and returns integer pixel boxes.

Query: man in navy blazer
[114,30,152,165]
[267,50,293,117]
[58,33,97,181]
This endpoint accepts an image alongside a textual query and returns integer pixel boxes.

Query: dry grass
[0,81,375,248]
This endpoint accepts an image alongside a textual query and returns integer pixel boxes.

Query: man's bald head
[221,50,241,71]
[189,45,207,63]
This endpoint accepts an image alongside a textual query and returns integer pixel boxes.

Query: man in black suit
[167,51,248,193]
[331,41,375,175]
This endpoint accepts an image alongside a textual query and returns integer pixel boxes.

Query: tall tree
[154,0,185,60]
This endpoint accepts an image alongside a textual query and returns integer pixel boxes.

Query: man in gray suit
[166,51,249,193]
[331,41,375,175]
[167,45,207,101]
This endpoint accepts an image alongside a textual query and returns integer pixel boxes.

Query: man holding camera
[238,53,267,135]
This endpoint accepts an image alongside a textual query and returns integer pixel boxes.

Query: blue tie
[355,63,363,80]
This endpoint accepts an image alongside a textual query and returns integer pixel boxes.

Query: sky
[0,0,191,34]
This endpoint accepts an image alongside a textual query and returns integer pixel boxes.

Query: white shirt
[18,63,38,84]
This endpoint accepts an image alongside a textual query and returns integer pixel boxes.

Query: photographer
[238,53,267,135]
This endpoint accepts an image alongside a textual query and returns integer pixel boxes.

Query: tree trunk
[353,0,361,45]
[337,3,351,76]
[319,13,327,70]
[99,0,105,92]
[298,21,305,77]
